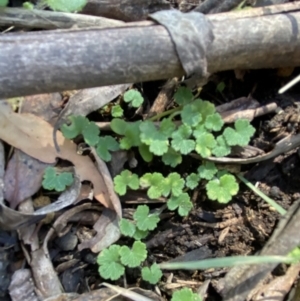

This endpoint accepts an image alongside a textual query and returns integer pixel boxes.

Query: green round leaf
[42,167,74,192]
[111,105,124,118]
[82,122,100,146]
[133,205,160,231]
[119,219,136,237]
[206,174,239,203]
[61,115,89,139]
[46,0,87,12]
[0,0,8,6]
[111,118,128,135]
[97,245,124,281]
[171,288,202,301]
[142,263,163,284]
[167,193,193,216]
[195,133,216,158]
[162,148,182,167]
[114,170,139,196]
[186,173,200,189]
[174,87,194,106]
[123,90,144,108]
[119,241,147,267]
[138,144,153,162]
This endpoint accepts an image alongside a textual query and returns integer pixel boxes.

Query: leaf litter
[0,100,120,214]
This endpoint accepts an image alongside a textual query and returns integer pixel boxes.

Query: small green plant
[97,239,163,283]
[97,205,162,283]
[171,287,202,301]
[206,173,239,203]
[97,244,125,281]
[42,166,74,191]
[113,170,139,196]
[60,86,257,289]
[216,81,226,94]
[119,205,159,239]
[61,115,119,162]
[111,105,124,118]
[141,263,163,285]
[0,0,8,7]
[123,90,144,108]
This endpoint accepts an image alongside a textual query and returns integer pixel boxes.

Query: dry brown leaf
[4,93,62,209]
[78,208,120,253]
[0,101,119,214]
[4,151,51,209]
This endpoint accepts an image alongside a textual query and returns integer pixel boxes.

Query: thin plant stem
[237,173,287,216]
[168,111,181,121]
[148,106,182,121]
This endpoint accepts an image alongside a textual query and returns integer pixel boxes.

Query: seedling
[223,119,255,147]
[141,263,163,285]
[113,170,139,196]
[216,81,226,94]
[171,287,202,301]
[42,167,74,192]
[119,241,147,267]
[167,193,193,216]
[206,173,239,204]
[123,90,144,108]
[119,205,159,239]
[133,205,160,231]
[111,105,124,118]
[97,245,125,281]
[97,241,153,281]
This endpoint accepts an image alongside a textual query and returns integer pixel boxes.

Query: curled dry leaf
[78,208,120,253]
[43,203,93,252]
[4,93,62,209]
[0,101,119,214]
[0,140,46,230]
[4,151,52,209]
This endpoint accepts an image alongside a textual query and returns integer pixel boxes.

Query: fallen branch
[1,5,300,98]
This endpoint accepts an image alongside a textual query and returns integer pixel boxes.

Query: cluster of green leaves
[111,89,144,118]
[97,205,162,284]
[58,86,256,292]
[111,85,255,203]
[112,86,254,162]
[42,166,74,191]
[114,171,193,216]
[61,115,119,162]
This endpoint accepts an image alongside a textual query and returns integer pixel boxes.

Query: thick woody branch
[0,9,300,98]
